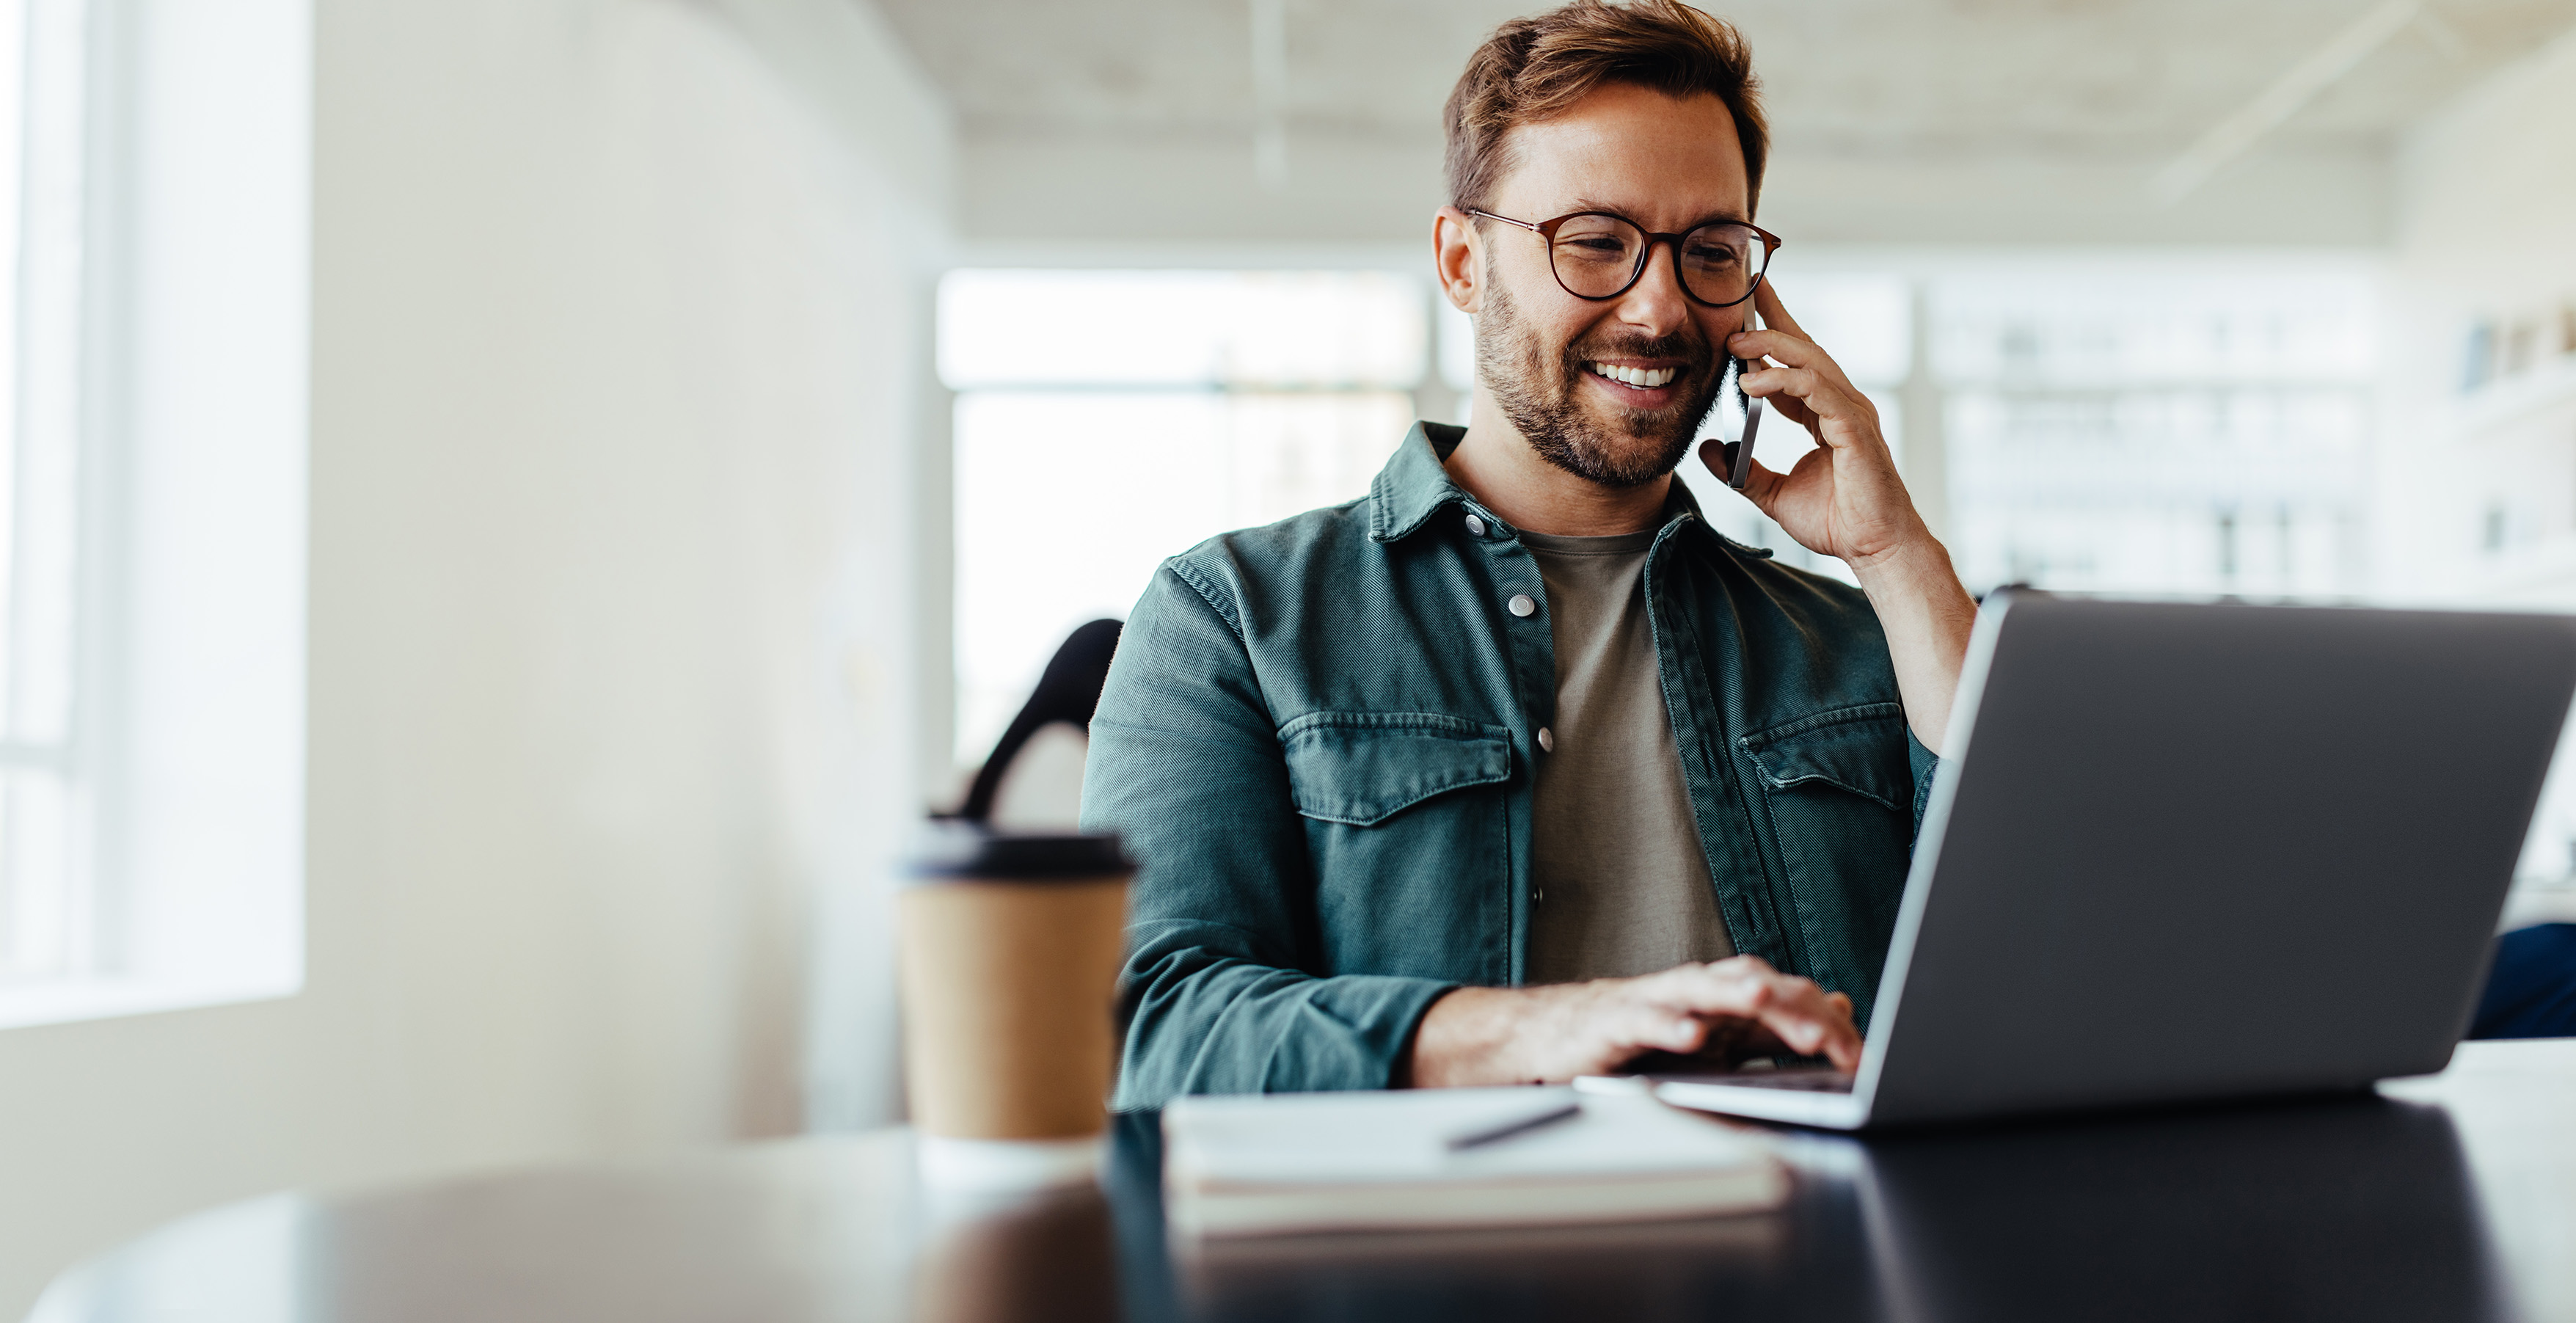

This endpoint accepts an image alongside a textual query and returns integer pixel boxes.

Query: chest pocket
[1740,703,1915,1024]
[1741,703,1910,812]
[1279,711,1514,982]
[1281,712,1512,825]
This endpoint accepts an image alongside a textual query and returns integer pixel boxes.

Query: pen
[1443,1100,1582,1151]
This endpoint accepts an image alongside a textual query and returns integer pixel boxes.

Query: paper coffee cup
[900,826,1135,1181]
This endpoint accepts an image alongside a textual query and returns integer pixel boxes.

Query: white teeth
[1589,362,1675,389]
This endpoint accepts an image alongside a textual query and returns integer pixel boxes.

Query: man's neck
[1442,393,1673,538]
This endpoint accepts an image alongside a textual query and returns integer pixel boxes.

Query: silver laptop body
[1652,591,2576,1130]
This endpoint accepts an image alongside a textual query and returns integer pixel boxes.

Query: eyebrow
[1569,197,1751,229]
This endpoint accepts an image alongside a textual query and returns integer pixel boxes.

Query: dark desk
[29,1041,2575,1323]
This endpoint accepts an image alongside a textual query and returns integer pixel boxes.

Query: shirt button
[1508,594,1536,617]
[1537,727,1555,753]
[1463,513,1486,537]
[1532,889,1544,903]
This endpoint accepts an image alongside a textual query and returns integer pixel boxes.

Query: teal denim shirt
[1083,423,1939,1109]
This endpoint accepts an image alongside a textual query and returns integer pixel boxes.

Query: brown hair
[1443,0,1767,216]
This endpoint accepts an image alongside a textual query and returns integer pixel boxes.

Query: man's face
[1470,83,1751,489]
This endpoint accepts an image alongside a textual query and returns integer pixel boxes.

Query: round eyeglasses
[1467,208,1781,309]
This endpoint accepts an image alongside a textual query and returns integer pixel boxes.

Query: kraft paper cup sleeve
[899,823,1136,1170]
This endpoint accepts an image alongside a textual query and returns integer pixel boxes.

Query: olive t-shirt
[1521,527,1734,983]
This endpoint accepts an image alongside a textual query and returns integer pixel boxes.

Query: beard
[1475,275,1727,489]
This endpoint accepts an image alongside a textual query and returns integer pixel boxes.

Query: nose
[1614,238,1692,340]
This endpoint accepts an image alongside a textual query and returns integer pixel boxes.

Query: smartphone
[1727,305,1763,490]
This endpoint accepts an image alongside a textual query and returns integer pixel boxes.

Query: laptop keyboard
[1708,1068,1855,1093]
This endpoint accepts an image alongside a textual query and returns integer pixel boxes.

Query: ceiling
[869,0,2576,247]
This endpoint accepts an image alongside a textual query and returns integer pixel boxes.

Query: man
[1083,0,1978,1106]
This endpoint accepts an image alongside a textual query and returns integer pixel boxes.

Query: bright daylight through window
[941,258,2375,785]
[942,269,1444,767]
[0,0,310,1029]
[0,0,94,990]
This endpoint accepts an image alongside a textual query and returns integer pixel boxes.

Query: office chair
[949,618,1123,824]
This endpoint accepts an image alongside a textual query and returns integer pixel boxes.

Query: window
[1689,258,2374,599]
[938,258,2379,787]
[1934,261,2375,597]
[0,0,310,1028]
[941,269,1448,768]
[0,0,97,987]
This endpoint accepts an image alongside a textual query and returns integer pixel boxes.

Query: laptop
[1641,591,2576,1130]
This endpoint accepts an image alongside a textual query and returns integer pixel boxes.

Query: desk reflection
[1856,1098,2510,1323]
[1152,1098,2511,1323]
[911,1185,1120,1323]
[28,1092,2520,1323]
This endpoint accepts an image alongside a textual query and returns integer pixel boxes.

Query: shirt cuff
[1905,727,1941,831]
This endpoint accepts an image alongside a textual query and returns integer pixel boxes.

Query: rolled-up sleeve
[1082,561,1456,1110]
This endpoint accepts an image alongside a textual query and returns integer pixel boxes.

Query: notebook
[1161,1086,1787,1239]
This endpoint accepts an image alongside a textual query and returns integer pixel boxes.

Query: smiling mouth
[1586,360,1678,389]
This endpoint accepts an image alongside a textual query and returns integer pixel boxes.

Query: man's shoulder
[1160,496,1379,598]
[1700,537,1886,641]
[1750,555,1879,615]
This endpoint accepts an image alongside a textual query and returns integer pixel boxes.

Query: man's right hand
[1403,956,1864,1087]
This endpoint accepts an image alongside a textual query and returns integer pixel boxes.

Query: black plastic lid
[905,822,1135,881]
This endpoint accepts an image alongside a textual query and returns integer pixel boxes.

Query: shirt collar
[1367,422,1475,543]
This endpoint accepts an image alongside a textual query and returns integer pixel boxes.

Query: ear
[1433,207,1483,316]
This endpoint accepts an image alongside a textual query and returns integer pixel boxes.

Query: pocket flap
[1740,703,1909,812]
[1280,712,1513,826]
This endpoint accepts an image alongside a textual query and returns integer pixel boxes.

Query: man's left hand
[1699,280,1926,571]
[1699,279,1980,753]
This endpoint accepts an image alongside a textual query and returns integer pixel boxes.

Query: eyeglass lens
[1549,215,1769,305]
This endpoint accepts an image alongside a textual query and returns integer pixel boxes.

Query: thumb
[1699,440,1787,514]
[1696,437,1733,485]
[1700,437,1782,499]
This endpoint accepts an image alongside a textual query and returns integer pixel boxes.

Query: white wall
[2375,23,2576,883]
[0,0,948,1313]
[2376,22,2576,604]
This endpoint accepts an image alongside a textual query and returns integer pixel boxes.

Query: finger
[1739,362,1826,403]
[1729,330,1855,395]
[1743,367,1867,442]
[1676,964,1850,1054]
[1734,453,1789,513]
[1694,442,1802,514]
[1754,277,1809,343]
[1653,961,1864,1071]
[1609,997,1715,1057]
[1710,1021,1793,1063]
[1751,981,1865,1071]
[1739,977,1828,1050]
[1697,437,1732,481]
[1643,963,1778,1018]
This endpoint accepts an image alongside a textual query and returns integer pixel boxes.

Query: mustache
[1558,330,1716,379]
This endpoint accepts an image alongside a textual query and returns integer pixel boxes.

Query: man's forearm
[1850,536,1977,754]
